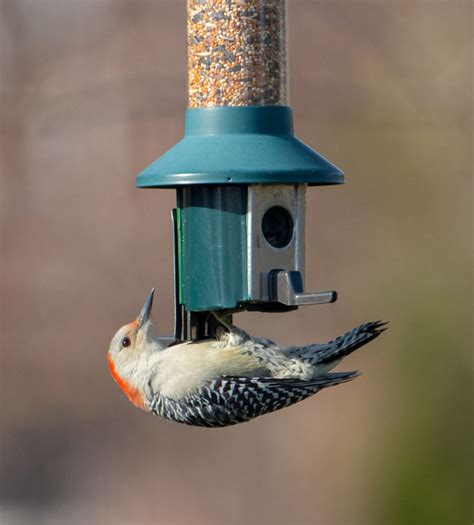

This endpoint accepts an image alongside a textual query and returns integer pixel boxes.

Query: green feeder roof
[136,106,344,188]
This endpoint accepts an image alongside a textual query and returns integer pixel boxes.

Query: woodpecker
[107,290,386,427]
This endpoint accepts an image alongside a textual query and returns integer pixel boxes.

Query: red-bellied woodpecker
[107,290,386,427]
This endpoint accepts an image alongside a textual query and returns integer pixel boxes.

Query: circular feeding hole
[261,206,294,249]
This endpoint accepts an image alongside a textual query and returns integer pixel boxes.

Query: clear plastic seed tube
[187,0,288,108]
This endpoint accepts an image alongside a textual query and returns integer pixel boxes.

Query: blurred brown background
[0,1,472,524]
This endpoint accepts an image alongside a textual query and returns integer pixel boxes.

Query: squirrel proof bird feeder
[136,0,344,341]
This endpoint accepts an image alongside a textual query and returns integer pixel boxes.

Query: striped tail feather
[285,321,387,365]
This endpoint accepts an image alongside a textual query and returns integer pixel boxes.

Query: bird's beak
[137,288,154,329]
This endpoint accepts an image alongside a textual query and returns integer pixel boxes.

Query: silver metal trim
[246,184,306,302]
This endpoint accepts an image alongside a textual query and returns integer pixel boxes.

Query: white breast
[149,340,267,399]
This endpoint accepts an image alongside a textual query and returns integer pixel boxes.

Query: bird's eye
[121,337,131,348]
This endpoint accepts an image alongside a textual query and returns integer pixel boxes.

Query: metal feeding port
[136,0,344,341]
[247,185,336,308]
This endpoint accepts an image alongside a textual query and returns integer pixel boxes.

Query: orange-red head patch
[107,353,146,411]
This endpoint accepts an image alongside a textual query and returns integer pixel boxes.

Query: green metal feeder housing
[137,0,344,341]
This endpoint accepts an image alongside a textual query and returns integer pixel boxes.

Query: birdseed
[187,0,287,107]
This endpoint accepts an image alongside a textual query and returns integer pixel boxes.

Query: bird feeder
[137,0,344,341]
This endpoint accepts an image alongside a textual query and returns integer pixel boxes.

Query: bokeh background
[1,1,472,524]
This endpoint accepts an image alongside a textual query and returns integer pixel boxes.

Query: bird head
[107,289,159,410]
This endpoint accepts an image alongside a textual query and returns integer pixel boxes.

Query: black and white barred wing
[155,372,359,427]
